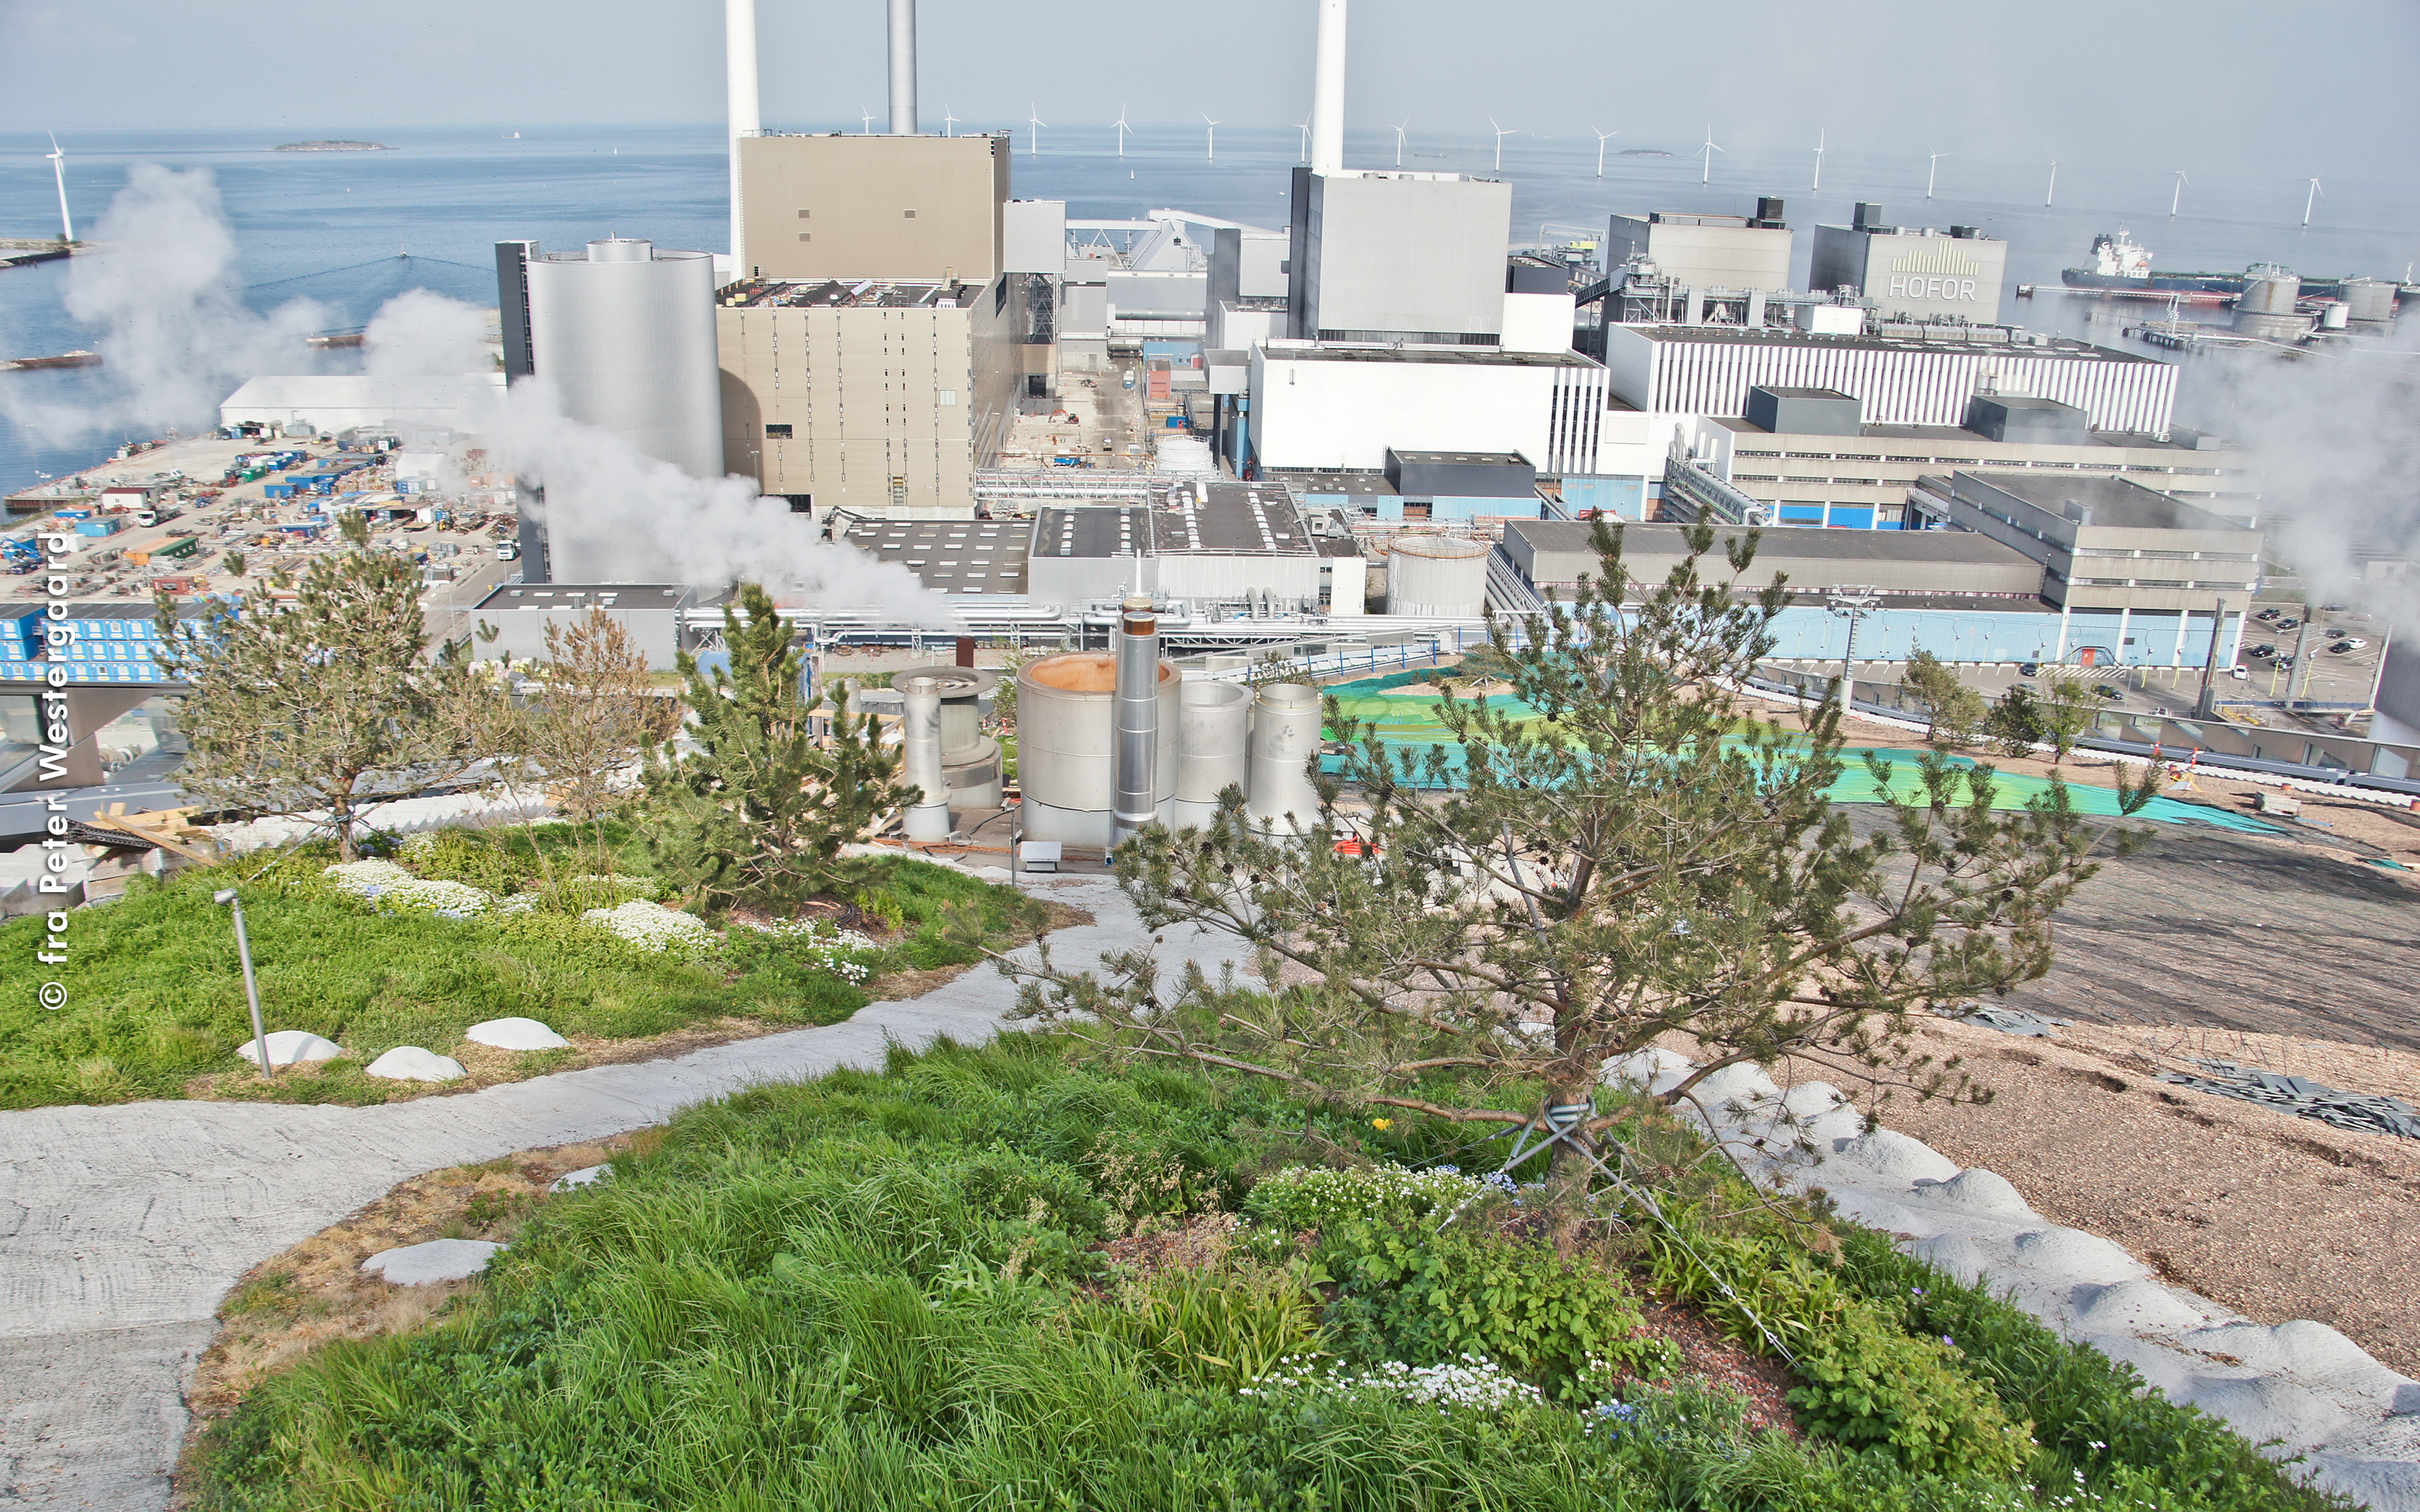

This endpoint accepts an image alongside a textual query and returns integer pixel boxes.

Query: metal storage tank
[1385,535,1491,617]
[1248,683,1323,836]
[893,665,1002,812]
[1174,680,1252,829]
[2342,278,2398,324]
[2236,267,2302,314]
[510,237,724,581]
[1016,652,1179,846]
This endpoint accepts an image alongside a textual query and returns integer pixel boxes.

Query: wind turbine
[1697,122,1724,186]
[1113,105,1131,157]
[2045,160,2059,207]
[1812,128,1826,191]
[1489,117,1516,172]
[1591,125,1618,178]
[1202,110,1221,162]
[46,132,73,245]
[942,105,959,138]
[1026,104,1045,156]
[1295,120,1310,163]
[2170,169,2188,217]
[2303,176,2322,227]
[1925,149,1949,199]
[1393,119,1409,167]
[858,107,875,135]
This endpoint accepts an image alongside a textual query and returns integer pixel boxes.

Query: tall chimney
[888,0,919,135]
[726,0,760,268]
[1112,595,1162,843]
[1310,0,1347,174]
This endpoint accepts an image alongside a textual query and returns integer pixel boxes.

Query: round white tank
[1386,535,1491,617]
[2342,278,2397,323]
[1248,683,1323,837]
[1174,680,1252,829]
[1017,652,1179,846]
[2236,269,2301,315]
[2317,299,2350,330]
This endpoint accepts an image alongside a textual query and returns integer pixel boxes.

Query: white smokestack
[1112,595,1162,843]
[727,0,761,267]
[888,0,919,135]
[1310,0,1347,174]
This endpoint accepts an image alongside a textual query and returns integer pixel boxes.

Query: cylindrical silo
[1248,683,1323,838]
[899,674,950,841]
[2342,278,2397,324]
[2236,268,2301,314]
[521,237,724,581]
[894,665,1002,812]
[1016,652,1179,847]
[2316,299,2350,330]
[1174,680,1252,829]
[1385,535,1491,617]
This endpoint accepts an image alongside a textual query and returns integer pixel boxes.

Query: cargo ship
[2061,229,2356,302]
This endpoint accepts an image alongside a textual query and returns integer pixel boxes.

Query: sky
[4,0,2416,189]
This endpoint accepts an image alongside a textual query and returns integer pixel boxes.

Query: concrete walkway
[0,874,1242,1510]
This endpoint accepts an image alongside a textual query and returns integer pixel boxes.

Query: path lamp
[215,888,273,1080]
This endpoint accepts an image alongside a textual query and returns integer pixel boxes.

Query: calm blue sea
[4,121,2415,496]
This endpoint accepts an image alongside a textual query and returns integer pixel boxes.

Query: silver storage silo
[899,673,950,841]
[1248,683,1323,837]
[522,238,724,581]
[1017,652,1179,846]
[2232,266,2312,340]
[1174,680,1252,829]
[892,665,1002,811]
[1385,535,1491,617]
[2341,278,2397,324]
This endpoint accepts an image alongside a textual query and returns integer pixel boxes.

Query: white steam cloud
[2194,345,2420,640]
[4,165,326,445]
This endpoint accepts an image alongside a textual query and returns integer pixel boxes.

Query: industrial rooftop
[834,519,1032,596]
[1939,471,2253,531]
[720,279,979,309]
[1623,326,2162,364]
[1507,520,2033,565]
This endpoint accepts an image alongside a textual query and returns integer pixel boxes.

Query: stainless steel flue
[887,0,918,134]
[1112,595,1162,843]
[900,672,949,841]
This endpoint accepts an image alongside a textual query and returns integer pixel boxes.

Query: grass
[0,823,1051,1111]
[189,1037,2344,1512]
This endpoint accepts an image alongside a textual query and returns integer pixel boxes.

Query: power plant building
[1286,170,1514,343]
[715,277,1020,517]
[1602,205,1794,294]
[734,132,1010,284]
[496,237,724,581]
[1247,341,1617,485]
[1810,205,2009,324]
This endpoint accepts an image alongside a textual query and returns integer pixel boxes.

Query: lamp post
[215,888,273,1080]
[1826,587,1882,708]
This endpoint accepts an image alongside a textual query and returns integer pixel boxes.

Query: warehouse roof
[1933,471,2253,531]
[834,519,1033,595]
[1506,519,2033,565]
[1617,325,2160,365]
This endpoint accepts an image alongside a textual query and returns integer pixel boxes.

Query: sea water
[3,121,2415,496]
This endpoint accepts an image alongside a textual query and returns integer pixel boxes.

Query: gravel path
[0,873,1243,1511]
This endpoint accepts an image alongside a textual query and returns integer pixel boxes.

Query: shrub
[1243,1161,1487,1233]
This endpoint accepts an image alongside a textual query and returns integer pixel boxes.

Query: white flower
[1239,1352,1545,1414]
[1244,1162,1487,1231]
[326,860,494,916]
[581,898,713,956]
[737,916,880,983]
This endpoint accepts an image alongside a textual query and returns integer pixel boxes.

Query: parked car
[2329,639,2370,653]
[2275,618,2301,631]
[2319,602,2347,612]
[2092,685,2124,702]
[2256,607,2283,622]
[2017,661,2040,676]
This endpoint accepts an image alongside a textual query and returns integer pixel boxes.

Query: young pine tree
[154,552,507,860]
[641,584,910,914]
[521,606,678,866]
[1011,522,2154,1176]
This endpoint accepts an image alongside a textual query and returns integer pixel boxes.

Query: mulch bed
[1635,1294,1804,1439]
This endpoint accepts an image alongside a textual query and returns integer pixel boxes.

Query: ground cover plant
[190,1037,2344,1512]
[0,824,1047,1110]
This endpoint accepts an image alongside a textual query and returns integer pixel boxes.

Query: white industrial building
[1249,342,1612,478]
[1810,204,2010,324]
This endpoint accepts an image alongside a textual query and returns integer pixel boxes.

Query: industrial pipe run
[900,673,950,841]
[1112,595,1162,844]
[886,0,918,135]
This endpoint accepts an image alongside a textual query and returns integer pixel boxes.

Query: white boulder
[233,1030,342,1069]
[465,1017,571,1052]
[551,1164,612,1192]
[365,1046,467,1083]
[2011,1226,2149,1285]
[1830,1128,1960,1184]
[361,1238,503,1285]
[1910,1168,2034,1218]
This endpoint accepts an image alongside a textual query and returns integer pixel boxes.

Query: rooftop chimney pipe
[1310,0,1346,174]
[725,0,760,265]
[1112,595,1162,844]
[888,0,918,134]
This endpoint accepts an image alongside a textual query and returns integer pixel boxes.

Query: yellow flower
[1371,1118,1392,1130]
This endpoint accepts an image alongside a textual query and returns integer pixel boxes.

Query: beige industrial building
[1907,471,2263,617]
[1602,207,1793,293]
[716,278,1020,516]
[735,133,1010,284]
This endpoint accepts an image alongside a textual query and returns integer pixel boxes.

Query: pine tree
[641,584,911,914]
[520,606,677,865]
[154,551,507,860]
[1012,522,2155,1175]
[1903,648,1985,749]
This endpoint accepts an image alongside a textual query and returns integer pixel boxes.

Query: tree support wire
[1438,1098,1797,1365]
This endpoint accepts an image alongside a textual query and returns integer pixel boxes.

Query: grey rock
[360,1238,502,1286]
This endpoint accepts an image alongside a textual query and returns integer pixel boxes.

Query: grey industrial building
[830,516,1032,597]
[1286,169,1514,344]
[474,584,699,669]
[1025,482,1365,613]
[1500,520,2043,603]
[1690,386,2248,529]
[1809,204,2009,324]
[1907,471,2263,616]
[1602,204,1793,294]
